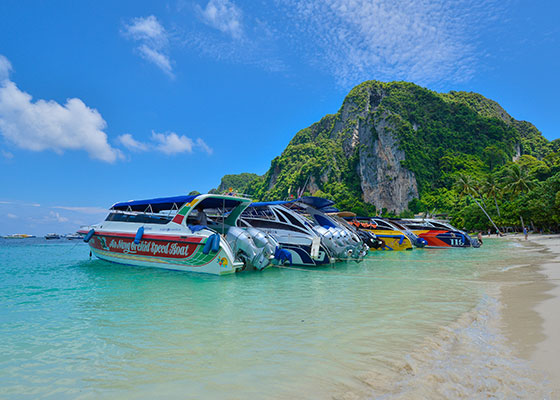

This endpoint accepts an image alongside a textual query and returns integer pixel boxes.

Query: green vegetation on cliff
[216,80,559,230]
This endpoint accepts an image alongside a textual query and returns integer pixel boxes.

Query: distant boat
[2,234,36,239]
[343,216,420,251]
[45,233,61,240]
[391,219,481,248]
[66,233,82,240]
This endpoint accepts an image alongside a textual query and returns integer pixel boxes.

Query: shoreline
[498,234,560,395]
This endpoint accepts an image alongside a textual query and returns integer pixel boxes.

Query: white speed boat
[79,194,278,275]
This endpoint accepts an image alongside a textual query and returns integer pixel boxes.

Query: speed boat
[79,194,279,275]
[239,197,369,265]
[2,234,35,239]
[393,219,480,248]
[343,216,418,251]
[239,201,335,267]
[295,197,369,261]
[45,233,61,240]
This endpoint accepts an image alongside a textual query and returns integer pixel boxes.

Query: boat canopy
[250,196,339,212]
[299,196,335,210]
[111,194,246,213]
[249,200,295,208]
[111,195,197,213]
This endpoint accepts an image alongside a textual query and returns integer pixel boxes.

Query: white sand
[526,235,560,393]
[503,234,560,394]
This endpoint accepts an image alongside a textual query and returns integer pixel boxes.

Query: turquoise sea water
[0,238,549,399]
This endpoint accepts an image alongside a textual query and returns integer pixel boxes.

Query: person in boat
[194,204,208,226]
[477,232,483,245]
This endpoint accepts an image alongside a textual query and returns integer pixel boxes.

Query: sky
[0,0,558,235]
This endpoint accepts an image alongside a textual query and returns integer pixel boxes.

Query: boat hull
[411,230,470,248]
[279,242,333,266]
[87,233,242,275]
[359,229,413,251]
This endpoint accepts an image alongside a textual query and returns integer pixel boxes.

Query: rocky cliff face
[329,86,418,213]
[228,80,550,214]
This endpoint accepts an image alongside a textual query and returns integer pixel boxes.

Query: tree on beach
[503,164,536,195]
[454,173,501,234]
[482,173,502,216]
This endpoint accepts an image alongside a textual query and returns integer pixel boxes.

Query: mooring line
[60,241,82,256]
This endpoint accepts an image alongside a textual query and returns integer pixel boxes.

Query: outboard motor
[466,235,482,248]
[226,227,277,270]
[357,230,383,250]
[313,226,345,259]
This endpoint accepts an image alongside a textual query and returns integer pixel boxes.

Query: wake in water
[353,295,553,400]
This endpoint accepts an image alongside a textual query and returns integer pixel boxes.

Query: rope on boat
[59,241,83,256]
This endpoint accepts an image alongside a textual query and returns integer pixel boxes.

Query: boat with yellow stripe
[342,216,424,251]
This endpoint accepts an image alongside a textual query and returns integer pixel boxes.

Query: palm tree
[454,173,501,234]
[504,164,536,195]
[482,173,502,216]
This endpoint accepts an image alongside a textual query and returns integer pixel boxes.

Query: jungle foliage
[214,81,558,231]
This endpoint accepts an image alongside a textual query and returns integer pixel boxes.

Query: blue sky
[0,0,558,235]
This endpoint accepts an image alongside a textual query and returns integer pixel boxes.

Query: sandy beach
[499,234,560,396]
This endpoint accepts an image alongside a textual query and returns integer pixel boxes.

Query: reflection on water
[0,239,551,398]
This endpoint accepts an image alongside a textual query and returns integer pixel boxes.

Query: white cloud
[118,133,148,152]
[124,15,167,45]
[0,61,122,163]
[123,16,174,77]
[6,213,17,219]
[197,0,243,39]
[138,45,173,76]
[1,149,13,159]
[276,0,498,86]
[117,132,213,156]
[152,131,194,154]
[48,211,68,223]
[52,206,108,214]
[196,138,213,155]
[0,55,12,81]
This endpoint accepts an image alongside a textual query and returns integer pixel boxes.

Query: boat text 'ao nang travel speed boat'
[79,194,280,275]
[393,219,481,248]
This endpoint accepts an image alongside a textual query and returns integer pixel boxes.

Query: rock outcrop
[220,80,550,214]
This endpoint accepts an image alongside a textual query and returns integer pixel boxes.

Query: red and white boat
[79,194,278,275]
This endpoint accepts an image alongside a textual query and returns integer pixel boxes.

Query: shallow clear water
[0,238,549,399]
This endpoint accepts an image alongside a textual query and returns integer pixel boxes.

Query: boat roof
[250,199,295,208]
[250,196,339,212]
[111,194,248,213]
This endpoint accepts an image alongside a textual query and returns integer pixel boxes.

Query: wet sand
[499,234,560,396]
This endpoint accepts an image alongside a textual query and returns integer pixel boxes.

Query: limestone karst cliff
[216,80,552,214]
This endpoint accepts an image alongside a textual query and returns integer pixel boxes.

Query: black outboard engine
[357,230,383,249]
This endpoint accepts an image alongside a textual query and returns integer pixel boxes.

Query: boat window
[105,212,172,225]
[276,208,306,229]
[428,221,450,229]
[372,219,392,229]
[241,218,308,233]
[241,207,277,220]
[403,223,429,230]
[391,221,407,230]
